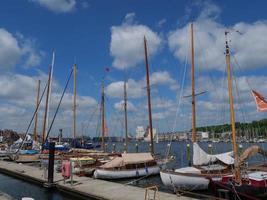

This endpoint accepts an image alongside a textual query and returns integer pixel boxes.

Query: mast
[124,78,128,152]
[46,51,55,137]
[33,80,41,141]
[225,31,241,184]
[144,36,154,155]
[191,23,197,143]
[101,79,105,152]
[42,67,52,145]
[73,64,77,139]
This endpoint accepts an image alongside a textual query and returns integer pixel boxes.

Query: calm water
[1,141,267,199]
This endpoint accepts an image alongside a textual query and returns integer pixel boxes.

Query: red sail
[251,90,267,112]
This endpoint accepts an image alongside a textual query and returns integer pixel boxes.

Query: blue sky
[1,0,267,137]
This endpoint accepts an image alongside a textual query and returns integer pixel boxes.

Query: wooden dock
[0,160,198,200]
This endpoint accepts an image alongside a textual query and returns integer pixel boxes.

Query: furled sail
[251,90,267,112]
[193,143,234,166]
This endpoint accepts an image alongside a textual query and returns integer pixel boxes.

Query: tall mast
[101,79,105,152]
[124,78,128,152]
[144,36,154,155]
[225,31,241,184]
[73,64,77,139]
[42,67,52,145]
[46,51,55,136]
[191,23,197,143]
[33,80,41,141]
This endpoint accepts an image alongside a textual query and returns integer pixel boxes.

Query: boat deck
[0,160,197,200]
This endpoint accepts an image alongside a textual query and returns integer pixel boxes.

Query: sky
[1,0,267,138]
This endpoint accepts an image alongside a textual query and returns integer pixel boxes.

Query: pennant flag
[251,90,267,112]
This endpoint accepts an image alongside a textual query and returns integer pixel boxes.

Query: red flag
[251,90,267,112]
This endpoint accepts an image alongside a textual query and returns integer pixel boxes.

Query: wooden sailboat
[93,36,160,179]
[211,31,267,200]
[160,23,234,191]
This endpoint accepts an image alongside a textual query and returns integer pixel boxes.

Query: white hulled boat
[160,143,233,190]
[94,153,160,179]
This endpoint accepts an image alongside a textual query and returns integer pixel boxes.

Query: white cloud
[114,100,136,112]
[30,0,76,13]
[0,28,43,69]
[168,2,267,71]
[150,70,176,86]
[0,72,97,136]
[0,29,21,68]
[106,71,177,99]
[157,19,167,28]
[105,79,144,99]
[110,13,162,69]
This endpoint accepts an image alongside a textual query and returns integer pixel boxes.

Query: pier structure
[0,160,197,200]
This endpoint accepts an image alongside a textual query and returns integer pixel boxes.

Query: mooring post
[135,143,139,153]
[44,142,55,188]
[48,142,55,184]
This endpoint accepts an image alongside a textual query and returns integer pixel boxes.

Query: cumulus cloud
[110,13,162,69]
[0,28,43,69]
[114,100,136,112]
[168,2,267,71]
[0,29,22,68]
[106,71,177,98]
[30,0,76,13]
[0,72,97,135]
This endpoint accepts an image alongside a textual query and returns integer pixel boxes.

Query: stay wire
[43,68,74,148]
[15,82,48,154]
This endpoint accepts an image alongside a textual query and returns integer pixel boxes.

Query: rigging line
[232,64,249,136]
[15,82,48,154]
[165,48,189,159]
[43,68,74,147]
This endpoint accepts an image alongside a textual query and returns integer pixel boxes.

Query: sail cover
[251,90,267,112]
[193,143,234,166]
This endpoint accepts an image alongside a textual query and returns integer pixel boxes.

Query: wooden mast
[42,67,52,145]
[144,36,154,155]
[73,64,77,139]
[101,79,105,152]
[124,77,128,152]
[225,31,241,184]
[33,80,41,141]
[191,23,197,143]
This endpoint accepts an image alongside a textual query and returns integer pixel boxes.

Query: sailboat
[93,36,160,179]
[210,31,267,200]
[160,23,234,191]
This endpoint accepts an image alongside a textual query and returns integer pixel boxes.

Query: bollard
[135,143,139,153]
[112,143,116,153]
[186,143,191,166]
[43,142,55,188]
[149,143,152,152]
[208,144,213,154]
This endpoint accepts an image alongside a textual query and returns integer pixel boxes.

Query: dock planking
[0,160,197,200]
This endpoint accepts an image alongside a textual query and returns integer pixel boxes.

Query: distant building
[136,126,145,140]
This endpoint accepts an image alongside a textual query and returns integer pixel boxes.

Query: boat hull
[94,166,160,179]
[160,169,221,191]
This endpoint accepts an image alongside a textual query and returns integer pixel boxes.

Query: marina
[1,1,267,200]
